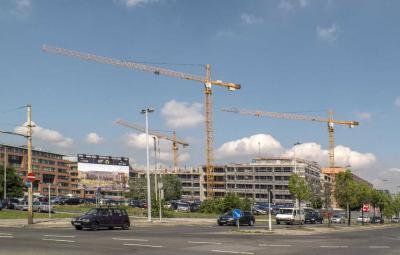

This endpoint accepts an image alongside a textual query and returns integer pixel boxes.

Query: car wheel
[75,226,83,230]
[108,226,114,230]
[122,222,130,230]
[218,222,223,226]
[248,220,254,226]
[276,221,280,225]
[91,222,99,231]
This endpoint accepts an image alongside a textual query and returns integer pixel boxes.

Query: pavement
[0,224,399,255]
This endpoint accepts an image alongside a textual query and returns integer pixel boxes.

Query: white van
[276,208,305,225]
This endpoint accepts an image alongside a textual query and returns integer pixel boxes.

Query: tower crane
[116,119,188,171]
[43,44,241,199]
[222,108,359,168]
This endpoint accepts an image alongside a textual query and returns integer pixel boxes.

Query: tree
[355,182,373,225]
[288,173,310,215]
[334,170,358,226]
[127,177,147,200]
[0,165,24,198]
[200,193,251,214]
[162,174,182,201]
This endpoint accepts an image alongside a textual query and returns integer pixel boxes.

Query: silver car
[15,201,29,211]
[330,214,346,224]
[33,202,54,213]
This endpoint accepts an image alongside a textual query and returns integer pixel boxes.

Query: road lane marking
[0,233,12,235]
[0,236,14,238]
[369,246,390,249]
[320,246,348,248]
[212,250,254,255]
[188,241,222,245]
[123,243,163,248]
[42,238,76,243]
[43,235,75,238]
[259,244,292,247]
[113,238,148,242]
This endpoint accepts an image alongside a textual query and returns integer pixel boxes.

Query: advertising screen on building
[77,154,130,193]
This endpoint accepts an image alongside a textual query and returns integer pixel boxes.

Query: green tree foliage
[162,174,182,201]
[288,173,310,208]
[127,177,147,200]
[0,165,24,198]
[200,193,251,214]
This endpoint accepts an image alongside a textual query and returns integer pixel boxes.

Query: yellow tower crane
[116,119,188,171]
[42,44,241,199]
[222,108,359,168]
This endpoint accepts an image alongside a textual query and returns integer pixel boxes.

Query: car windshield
[279,209,293,215]
[223,211,233,216]
[85,209,98,215]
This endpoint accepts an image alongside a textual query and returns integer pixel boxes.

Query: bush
[200,193,251,214]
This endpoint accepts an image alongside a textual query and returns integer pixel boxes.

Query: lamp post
[141,108,154,222]
[3,146,6,200]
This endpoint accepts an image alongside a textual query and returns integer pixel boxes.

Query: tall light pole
[141,108,154,222]
[3,146,6,200]
[27,104,33,224]
[153,136,158,201]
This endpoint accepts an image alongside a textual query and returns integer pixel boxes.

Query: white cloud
[5,0,32,17]
[279,0,309,10]
[116,0,160,8]
[241,13,264,25]
[317,24,338,42]
[125,133,190,163]
[217,133,376,169]
[216,134,284,159]
[14,121,73,148]
[85,132,104,144]
[161,99,204,128]
[394,97,400,107]
[355,111,372,120]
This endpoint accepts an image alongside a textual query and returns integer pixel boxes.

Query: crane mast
[222,108,359,168]
[43,44,241,199]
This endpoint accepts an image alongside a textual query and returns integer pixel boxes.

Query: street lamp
[141,108,154,222]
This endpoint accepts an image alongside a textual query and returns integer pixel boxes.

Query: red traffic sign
[27,172,36,182]
[362,204,369,212]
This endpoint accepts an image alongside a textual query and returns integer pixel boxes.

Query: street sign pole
[268,189,272,231]
[27,105,33,224]
[48,183,51,219]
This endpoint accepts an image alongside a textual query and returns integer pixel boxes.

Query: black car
[371,216,384,224]
[305,211,324,224]
[64,198,81,205]
[2,198,20,209]
[217,210,255,226]
[71,208,130,231]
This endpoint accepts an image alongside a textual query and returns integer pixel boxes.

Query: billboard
[77,154,130,192]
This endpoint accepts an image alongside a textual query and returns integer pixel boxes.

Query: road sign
[362,204,369,212]
[27,172,36,182]
[232,209,243,220]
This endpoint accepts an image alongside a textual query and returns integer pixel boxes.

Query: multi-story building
[133,158,329,205]
[0,144,80,197]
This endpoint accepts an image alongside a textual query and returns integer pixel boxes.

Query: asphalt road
[0,224,399,255]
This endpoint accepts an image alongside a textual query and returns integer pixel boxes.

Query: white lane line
[123,243,163,248]
[259,244,292,247]
[0,236,14,238]
[369,246,390,249]
[320,246,348,248]
[43,235,75,238]
[188,241,222,245]
[42,238,75,243]
[0,233,12,235]
[211,250,254,255]
[113,238,148,242]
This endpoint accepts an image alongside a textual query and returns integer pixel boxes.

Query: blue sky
[1,0,400,190]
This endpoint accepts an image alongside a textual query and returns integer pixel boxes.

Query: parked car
[371,216,384,224]
[391,217,399,223]
[276,208,305,225]
[252,206,267,215]
[305,211,324,224]
[71,208,130,231]
[2,198,20,209]
[33,202,54,213]
[217,210,255,226]
[15,201,29,211]
[189,203,201,212]
[357,215,371,223]
[330,214,346,224]
[176,202,191,212]
[63,198,81,205]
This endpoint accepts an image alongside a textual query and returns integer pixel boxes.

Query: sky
[1,0,400,191]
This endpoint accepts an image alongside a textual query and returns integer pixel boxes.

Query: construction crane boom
[43,44,241,199]
[222,108,359,168]
[116,119,188,171]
